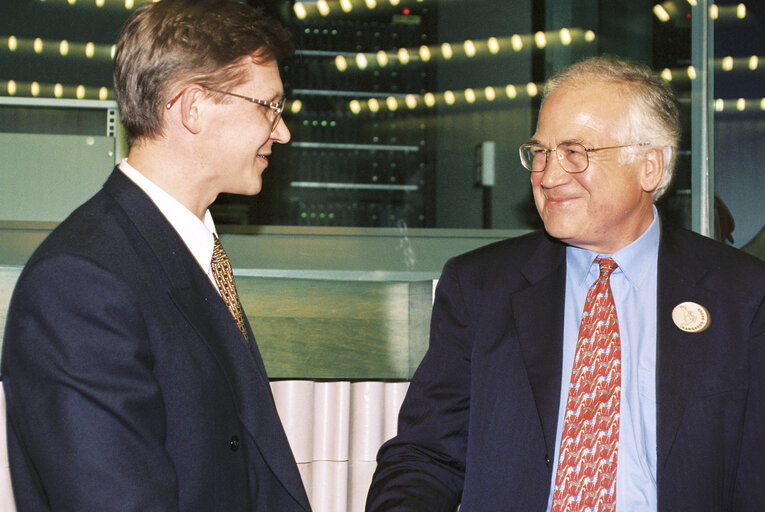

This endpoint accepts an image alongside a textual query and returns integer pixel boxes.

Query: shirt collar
[119,158,217,273]
[567,206,660,289]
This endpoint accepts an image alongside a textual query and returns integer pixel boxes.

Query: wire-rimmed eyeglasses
[518,141,650,173]
[207,88,285,132]
[165,87,285,132]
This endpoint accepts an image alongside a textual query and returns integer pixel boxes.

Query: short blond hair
[114,0,293,146]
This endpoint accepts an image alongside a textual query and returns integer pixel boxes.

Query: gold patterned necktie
[210,235,249,343]
[552,257,621,512]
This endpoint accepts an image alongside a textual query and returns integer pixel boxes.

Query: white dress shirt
[118,158,220,293]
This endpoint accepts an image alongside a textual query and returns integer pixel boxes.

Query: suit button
[230,436,240,452]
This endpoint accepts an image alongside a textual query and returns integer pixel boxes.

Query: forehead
[534,81,628,143]
[237,57,284,97]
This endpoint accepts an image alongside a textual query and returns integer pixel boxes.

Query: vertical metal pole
[691,0,715,237]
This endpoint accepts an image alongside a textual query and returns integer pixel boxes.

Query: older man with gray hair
[367,55,765,512]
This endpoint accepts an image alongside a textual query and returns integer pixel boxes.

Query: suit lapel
[655,227,717,472]
[103,169,310,511]
[511,236,567,457]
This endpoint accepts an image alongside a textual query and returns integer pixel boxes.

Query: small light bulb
[464,40,476,58]
[653,5,670,22]
[559,28,572,46]
[397,48,410,65]
[511,34,523,51]
[441,42,453,60]
[356,53,368,70]
[293,2,308,20]
[487,37,500,54]
[534,31,547,48]
[419,45,431,62]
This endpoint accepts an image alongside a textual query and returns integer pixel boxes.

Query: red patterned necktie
[552,257,621,512]
[211,235,249,344]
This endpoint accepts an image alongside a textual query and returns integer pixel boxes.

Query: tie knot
[597,257,618,279]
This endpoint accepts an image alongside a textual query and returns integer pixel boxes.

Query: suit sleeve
[734,290,765,510]
[2,255,179,511]
[366,258,472,512]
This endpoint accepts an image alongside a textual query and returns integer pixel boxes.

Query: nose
[271,117,291,144]
[539,149,570,187]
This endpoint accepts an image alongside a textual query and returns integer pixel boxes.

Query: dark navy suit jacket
[2,169,311,511]
[367,227,765,511]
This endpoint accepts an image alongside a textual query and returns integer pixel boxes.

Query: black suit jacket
[367,227,765,511]
[2,169,311,511]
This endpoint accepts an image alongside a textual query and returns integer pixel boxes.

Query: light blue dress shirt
[546,209,660,512]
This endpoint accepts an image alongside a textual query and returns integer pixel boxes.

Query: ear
[171,86,206,135]
[640,146,664,194]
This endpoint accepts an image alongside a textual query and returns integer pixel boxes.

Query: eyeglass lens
[521,142,589,173]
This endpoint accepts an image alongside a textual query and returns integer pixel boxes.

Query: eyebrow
[268,92,285,103]
[526,138,586,146]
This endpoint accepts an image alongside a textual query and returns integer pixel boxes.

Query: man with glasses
[2,1,310,510]
[367,56,765,511]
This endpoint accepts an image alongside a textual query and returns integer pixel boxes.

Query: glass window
[1,0,762,247]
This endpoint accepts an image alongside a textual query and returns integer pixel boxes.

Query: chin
[541,218,577,242]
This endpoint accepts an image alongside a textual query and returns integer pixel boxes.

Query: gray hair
[542,55,680,200]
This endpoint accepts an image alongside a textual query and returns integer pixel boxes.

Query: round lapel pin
[672,302,711,333]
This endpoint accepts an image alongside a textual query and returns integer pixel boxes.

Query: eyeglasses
[518,141,650,173]
[208,88,285,132]
[165,87,285,132]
